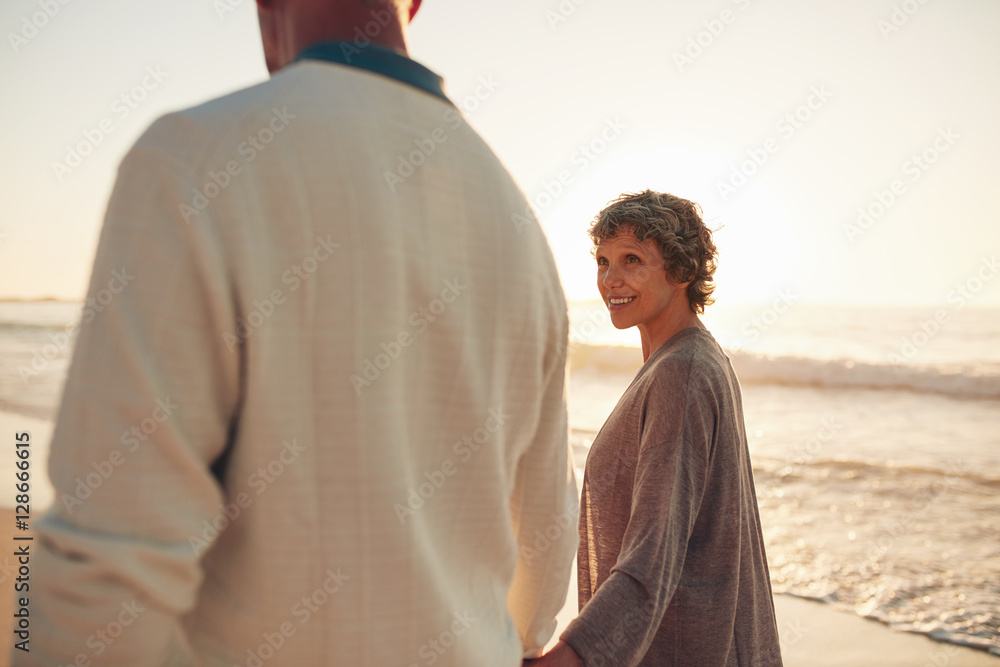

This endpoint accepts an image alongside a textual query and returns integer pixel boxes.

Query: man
[24,1,577,664]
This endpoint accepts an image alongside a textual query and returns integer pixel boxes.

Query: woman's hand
[526,640,583,667]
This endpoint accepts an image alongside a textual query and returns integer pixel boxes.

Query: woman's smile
[608,295,637,309]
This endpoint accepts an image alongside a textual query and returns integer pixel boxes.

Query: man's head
[256,0,422,74]
[363,0,421,21]
[589,190,718,314]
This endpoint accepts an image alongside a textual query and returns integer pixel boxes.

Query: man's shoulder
[130,60,451,165]
[134,69,298,155]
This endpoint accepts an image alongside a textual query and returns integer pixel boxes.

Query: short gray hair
[589,190,718,314]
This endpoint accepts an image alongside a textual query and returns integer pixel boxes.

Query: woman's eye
[597,257,608,266]
[627,255,640,263]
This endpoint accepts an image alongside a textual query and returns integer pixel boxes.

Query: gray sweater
[561,327,782,666]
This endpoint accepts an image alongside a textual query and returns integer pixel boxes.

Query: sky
[1,0,998,307]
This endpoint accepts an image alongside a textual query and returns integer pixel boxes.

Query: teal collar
[295,41,452,106]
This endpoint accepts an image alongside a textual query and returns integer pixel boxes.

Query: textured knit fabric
[23,56,577,666]
[561,327,782,666]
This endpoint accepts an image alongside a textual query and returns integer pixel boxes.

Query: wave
[0,321,78,334]
[7,321,999,399]
[751,456,1000,487]
[567,344,1000,400]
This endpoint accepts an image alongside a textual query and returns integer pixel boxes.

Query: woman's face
[595,231,689,332]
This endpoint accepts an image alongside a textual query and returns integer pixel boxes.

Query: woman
[536,190,782,666]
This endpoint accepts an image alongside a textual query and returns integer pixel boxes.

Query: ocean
[2,299,999,655]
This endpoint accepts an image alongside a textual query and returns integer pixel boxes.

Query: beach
[541,538,1000,666]
[549,565,1000,666]
[1,298,999,663]
[1,406,998,665]
[565,302,1000,657]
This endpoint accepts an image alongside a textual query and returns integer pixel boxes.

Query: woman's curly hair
[589,190,718,314]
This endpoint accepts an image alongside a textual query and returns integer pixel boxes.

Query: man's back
[28,51,576,666]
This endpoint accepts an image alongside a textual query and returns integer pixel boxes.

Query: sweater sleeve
[506,310,579,657]
[560,354,714,667]
[22,115,241,666]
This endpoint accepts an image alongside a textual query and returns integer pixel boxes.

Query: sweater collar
[295,41,452,105]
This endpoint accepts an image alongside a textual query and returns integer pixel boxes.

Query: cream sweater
[25,55,576,666]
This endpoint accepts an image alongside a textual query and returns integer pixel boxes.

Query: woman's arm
[560,359,714,666]
[528,640,584,666]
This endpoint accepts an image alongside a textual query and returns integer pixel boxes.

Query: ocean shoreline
[2,409,998,662]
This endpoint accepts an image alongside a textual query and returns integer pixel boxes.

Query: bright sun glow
[541,145,805,306]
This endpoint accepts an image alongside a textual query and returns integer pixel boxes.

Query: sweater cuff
[560,614,606,667]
